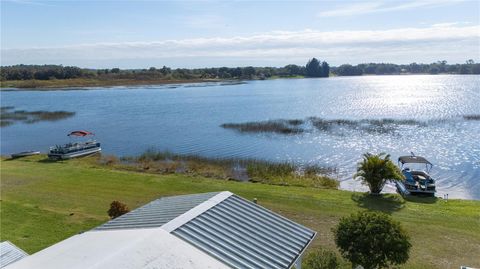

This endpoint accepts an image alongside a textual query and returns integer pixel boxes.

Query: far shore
[0,78,228,90]
[1,73,475,90]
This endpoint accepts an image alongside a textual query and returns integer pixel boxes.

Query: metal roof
[0,241,28,268]
[172,195,316,269]
[95,192,220,231]
[8,191,316,269]
[3,229,227,269]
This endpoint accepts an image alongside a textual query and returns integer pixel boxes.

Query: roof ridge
[161,191,232,232]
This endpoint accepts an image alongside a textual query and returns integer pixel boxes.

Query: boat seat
[417,175,426,181]
[403,170,416,185]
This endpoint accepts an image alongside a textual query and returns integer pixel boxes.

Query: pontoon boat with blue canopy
[396,153,436,196]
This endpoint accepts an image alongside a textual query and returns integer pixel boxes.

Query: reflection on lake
[1,75,479,199]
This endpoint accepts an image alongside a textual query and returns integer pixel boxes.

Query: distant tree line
[0,63,308,81]
[332,60,480,76]
[1,59,478,81]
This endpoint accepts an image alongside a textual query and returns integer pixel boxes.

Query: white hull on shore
[11,151,41,158]
[48,147,101,160]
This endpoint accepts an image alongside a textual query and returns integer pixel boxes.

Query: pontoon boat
[396,153,436,196]
[48,130,101,160]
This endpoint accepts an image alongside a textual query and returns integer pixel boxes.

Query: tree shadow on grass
[403,195,438,204]
[351,192,405,214]
[38,157,60,163]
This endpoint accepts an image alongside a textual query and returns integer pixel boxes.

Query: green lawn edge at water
[1,156,479,268]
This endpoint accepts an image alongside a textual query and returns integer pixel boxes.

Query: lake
[1,75,479,199]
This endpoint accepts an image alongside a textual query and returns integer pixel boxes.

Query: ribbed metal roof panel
[0,241,28,268]
[95,192,219,231]
[173,195,316,269]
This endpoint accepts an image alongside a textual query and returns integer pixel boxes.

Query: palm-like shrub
[354,153,403,194]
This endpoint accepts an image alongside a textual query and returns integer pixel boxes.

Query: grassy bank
[0,78,220,89]
[1,156,479,268]
[109,150,338,189]
[0,75,304,89]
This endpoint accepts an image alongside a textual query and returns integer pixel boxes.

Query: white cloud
[318,0,465,17]
[2,24,479,68]
[431,21,472,27]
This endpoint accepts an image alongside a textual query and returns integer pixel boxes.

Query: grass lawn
[1,156,479,268]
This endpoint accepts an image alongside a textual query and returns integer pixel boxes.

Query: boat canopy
[68,130,94,137]
[398,155,432,165]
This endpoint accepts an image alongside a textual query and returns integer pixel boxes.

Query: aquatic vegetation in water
[221,117,426,135]
[221,119,304,134]
[309,117,425,134]
[463,114,480,121]
[107,149,338,189]
[0,106,75,127]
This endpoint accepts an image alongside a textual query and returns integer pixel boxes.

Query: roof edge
[161,191,233,232]
[289,231,317,269]
[2,241,29,257]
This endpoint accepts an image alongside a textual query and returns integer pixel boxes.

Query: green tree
[242,66,255,79]
[472,64,480,74]
[333,211,411,269]
[335,64,363,76]
[353,153,403,194]
[321,61,330,77]
[306,58,323,77]
[459,64,471,74]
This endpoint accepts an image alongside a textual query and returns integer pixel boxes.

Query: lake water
[1,75,479,199]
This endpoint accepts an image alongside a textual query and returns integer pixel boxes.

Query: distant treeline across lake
[1,58,479,88]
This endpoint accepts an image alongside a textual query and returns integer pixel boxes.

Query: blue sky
[1,0,479,68]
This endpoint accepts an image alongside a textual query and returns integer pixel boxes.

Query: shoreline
[0,78,227,90]
[1,153,476,201]
[1,73,475,90]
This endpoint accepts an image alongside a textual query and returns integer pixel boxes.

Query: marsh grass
[309,117,425,134]
[463,114,480,120]
[106,149,338,189]
[0,106,75,127]
[0,78,221,89]
[221,119,304,134]
[222,117,427,135]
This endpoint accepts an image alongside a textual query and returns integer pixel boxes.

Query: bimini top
[398,155,432,165]
[67,130,94,137]
[5,191,315,269]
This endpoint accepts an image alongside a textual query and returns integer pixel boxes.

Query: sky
[1,0,479,68]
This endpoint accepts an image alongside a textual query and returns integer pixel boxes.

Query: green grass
[1,156,479,268]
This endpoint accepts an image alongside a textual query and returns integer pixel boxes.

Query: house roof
[173,195,315,269]
[4,228,226,269]
[95,192,220,230]
[0,241,28,268]
[5,191,316,269]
